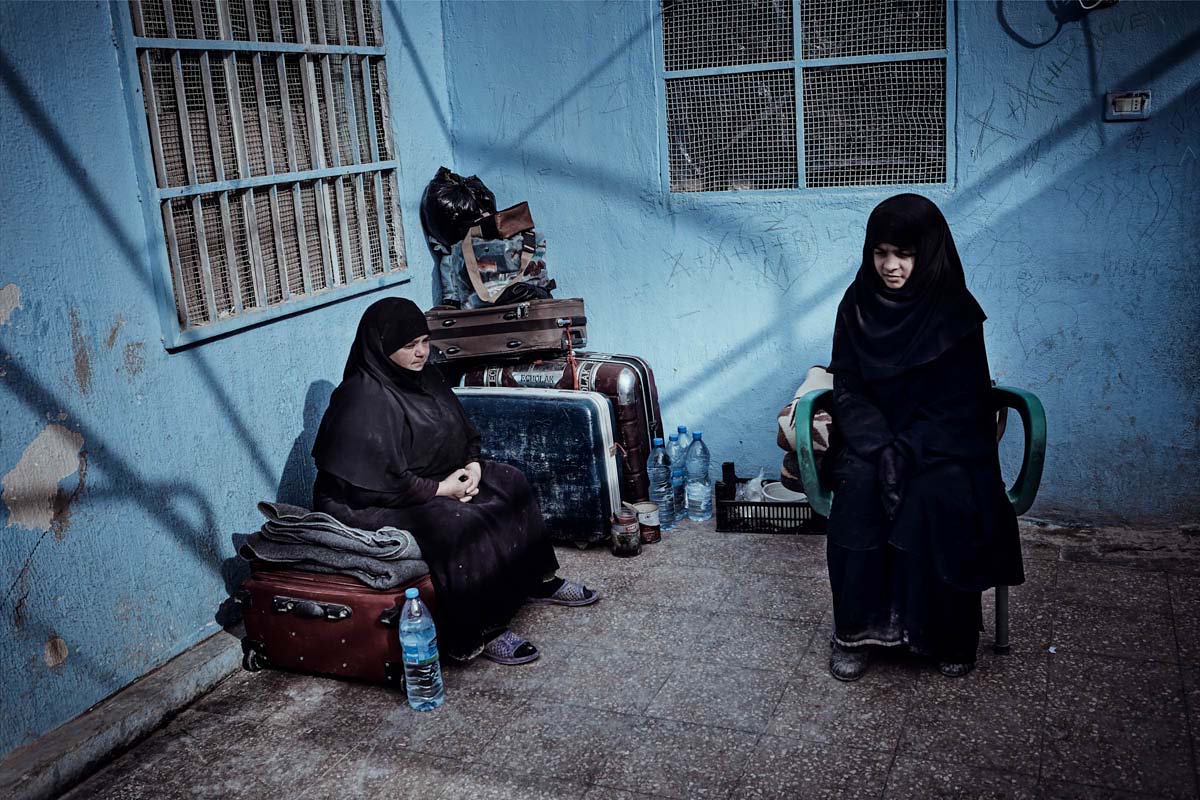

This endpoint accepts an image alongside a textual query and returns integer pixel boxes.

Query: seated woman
[824,194,1023,681]
[311,297,598,665]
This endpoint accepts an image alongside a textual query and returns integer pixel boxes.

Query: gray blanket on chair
[239,501,429,589]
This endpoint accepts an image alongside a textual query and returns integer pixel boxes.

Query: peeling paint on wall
[2,425,86,532]
[51,451,87,540]
[43,635,68,669]
[68,309,91,394]
[105,315,124,350]
[123,341,145,378]
[0,284,20,326]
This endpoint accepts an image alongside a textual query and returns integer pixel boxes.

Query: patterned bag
[438,228,553,309]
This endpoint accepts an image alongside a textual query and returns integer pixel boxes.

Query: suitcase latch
[272,595,352,620]
[503,303,531,321]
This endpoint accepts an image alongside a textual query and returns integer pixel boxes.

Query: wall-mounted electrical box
[1105,90,1152,121]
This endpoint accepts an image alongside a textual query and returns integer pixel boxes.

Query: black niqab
[829,194,986,381]
[312,297,476,492]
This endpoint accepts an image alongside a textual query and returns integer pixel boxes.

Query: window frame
[651,0,957,197]
[111,0,409,351]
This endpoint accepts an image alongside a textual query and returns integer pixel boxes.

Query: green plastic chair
[792,385,1047,654]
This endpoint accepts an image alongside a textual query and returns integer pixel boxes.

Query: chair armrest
[793,388,833,518]
[992,385,1047,516]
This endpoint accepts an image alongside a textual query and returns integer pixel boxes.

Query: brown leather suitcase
[425,298,586,363]
[463,351,664,503]
[236,562,436,687]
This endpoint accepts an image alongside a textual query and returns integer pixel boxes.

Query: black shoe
[937,661,976,678]
[829,642,870,682]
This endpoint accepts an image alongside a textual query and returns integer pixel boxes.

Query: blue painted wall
[440,0,1200,525]
[0,0,450,757]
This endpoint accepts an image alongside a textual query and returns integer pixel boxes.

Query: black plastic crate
[714,478,827,535]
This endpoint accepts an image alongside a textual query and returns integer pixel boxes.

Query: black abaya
[310,298,559,657]
[825,195,1023,664]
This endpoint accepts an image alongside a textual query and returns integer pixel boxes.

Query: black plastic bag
[494,280,556,305]
[419,167,497,255]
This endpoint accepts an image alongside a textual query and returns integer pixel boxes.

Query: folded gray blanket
[240,501,429,590]
[257,501,421,560]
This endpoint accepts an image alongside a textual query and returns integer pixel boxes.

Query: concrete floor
[61,519,1200,799]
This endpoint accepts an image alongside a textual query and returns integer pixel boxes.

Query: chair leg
[993,585,1011,655]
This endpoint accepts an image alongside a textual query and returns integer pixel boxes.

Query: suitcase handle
[272,595,352,621]
[379,603,402,627]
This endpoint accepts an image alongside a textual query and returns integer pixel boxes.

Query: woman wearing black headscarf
[311,297,597,665]
[824,194,1023,680]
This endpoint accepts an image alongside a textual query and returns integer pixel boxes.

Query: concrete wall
[0,0,451,757]
[440,0,1200,525]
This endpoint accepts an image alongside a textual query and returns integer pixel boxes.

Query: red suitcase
[236,562,436,687]
[425,298,587,363]
[462,351,664,503]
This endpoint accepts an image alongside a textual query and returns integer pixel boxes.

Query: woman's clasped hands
[437,461,482,503]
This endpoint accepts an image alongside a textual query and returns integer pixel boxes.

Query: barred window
[120,0,405,347]
[660,0,948,192]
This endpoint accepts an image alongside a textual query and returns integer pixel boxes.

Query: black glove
[877,444,908,520]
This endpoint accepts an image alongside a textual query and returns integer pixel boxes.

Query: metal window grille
[803,60,945,188]
[125,0,405,343]
[666,70,798,192]
[659,0,948,192]
[661,0,793,72]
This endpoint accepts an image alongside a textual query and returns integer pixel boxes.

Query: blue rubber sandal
[481,630,540,665]
[526,579,600,607]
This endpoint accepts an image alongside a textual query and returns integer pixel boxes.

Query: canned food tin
[633,501,662,544]
[610,508,641,557]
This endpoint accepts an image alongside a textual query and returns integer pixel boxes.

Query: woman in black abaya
[824,194,1023,681]
[312,297,598,664]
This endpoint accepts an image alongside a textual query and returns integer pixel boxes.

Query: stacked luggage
[440,322,665,547]
[419,169,664,547]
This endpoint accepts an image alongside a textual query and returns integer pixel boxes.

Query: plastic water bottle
[676,425,692,453]
[399,587,444,711]
[684,431,713,522]
[666,433,686,521]
[646,437,675,530]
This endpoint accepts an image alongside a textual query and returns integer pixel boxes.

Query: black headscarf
[829,194,986,381]
[339,296,431,388]
[312,297,476,492]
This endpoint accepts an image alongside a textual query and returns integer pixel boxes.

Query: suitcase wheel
[241,639,268,672]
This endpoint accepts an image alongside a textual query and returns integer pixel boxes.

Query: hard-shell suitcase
[425,298,586,363]
[237,562,436,687]
[462,352,664,503]
[454,386,621,546]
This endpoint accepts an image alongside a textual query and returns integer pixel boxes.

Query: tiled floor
[62,520,1200,799]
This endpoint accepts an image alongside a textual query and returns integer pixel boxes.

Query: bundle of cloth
[775,365,835,494]
[239,500,429,589]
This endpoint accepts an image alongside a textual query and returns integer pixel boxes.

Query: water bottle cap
[669,433,679,440]
[693,431,703,439]
[652,437,664,446]
[404,587,419,599]
[677,425,687,433]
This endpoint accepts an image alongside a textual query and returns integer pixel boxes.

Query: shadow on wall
[277,380,336,507]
